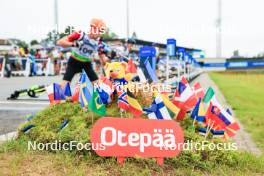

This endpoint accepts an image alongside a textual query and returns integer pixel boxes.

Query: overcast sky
[0,0,264,57]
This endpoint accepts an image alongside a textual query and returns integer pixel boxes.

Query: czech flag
[205,102,240,139]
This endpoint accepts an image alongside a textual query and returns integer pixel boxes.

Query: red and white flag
[45,84,54,104]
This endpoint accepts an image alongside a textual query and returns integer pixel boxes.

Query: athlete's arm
[56,36,75,48]
[56,31,81,48]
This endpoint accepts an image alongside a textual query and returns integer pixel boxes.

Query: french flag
[173,77,198,120]
[46,83,65,104]
[46,84,54,104]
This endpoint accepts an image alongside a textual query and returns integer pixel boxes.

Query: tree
[101,28,118,40]
[30,40,39,46]
[131,31,137,39]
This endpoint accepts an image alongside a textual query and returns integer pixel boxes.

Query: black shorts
[63,57,98,82]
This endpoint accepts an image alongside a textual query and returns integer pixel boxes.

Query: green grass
[1,93,264,175]
[209,71,264,151]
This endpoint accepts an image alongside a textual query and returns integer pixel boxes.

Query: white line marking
[0,131,17,142]
[0,107,45,111]
[0,101,49,105]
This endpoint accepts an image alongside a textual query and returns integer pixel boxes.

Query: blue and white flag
[144,94,171,120]
[144,59,158,83]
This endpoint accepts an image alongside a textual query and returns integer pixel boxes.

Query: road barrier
[202,60,264,71]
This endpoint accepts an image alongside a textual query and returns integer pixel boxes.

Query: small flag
[193,82,205,99]
[173,77,197,110]
[116,86,129,111]
[137,68,147,83]
[197,127,207,136]
[45,84,54,103]
[63,82,72,99]
[26,114,35,121]
[79,70,93,108]
[88,89,106,116]
[97,76,113,104]
[127,89,143,117]
[72,77,81,102]
[144,94,171,120]
[59,119,69,130]
[211,129,225,138]
[54,83,66,103]
[160,93,180,117]
[191,98,206,122]
[22,124,35,133]
[144,59,158,83]
[205,102,240,138]
[173,77,197,120]
[203,87,215,104]
[126,58,137,73]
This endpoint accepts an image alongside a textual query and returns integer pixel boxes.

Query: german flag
[126,89,143,117]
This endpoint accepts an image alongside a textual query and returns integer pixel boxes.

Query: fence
[0,56,5,78]
[202,60,264,71]
[0,57,67,78]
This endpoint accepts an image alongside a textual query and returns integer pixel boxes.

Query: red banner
[91,117,184,158]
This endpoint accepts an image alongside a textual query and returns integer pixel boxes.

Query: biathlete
[56,18,109,88]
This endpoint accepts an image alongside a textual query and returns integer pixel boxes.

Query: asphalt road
[0,76,62,135]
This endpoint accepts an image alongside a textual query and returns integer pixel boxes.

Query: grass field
[209,71,264,151]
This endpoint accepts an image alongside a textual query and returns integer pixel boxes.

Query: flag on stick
[54,83,66,103]
[88,89,106,116]
[127,89,143,117]
[191,98,206,123]
[79,70,93,108]
[144,59,158,83]
[144,94,171,120]
[46,84,54,104]
[63,82,72,99]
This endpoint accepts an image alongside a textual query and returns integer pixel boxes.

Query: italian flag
[204,87,240,139]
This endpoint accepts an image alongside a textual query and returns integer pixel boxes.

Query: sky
[0,0,264,57]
